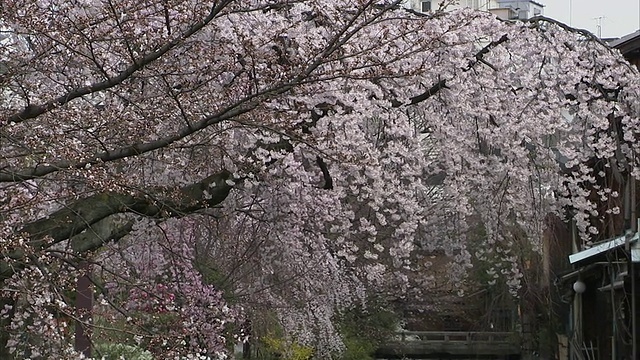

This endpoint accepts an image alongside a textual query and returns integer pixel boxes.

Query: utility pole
[632,170,637,360]
[625,159,637,360]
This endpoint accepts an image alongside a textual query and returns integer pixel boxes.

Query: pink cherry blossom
[0,1,639,358]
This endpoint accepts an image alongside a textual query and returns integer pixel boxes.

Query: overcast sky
[542,0,640,38]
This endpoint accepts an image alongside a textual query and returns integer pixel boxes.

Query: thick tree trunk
[0,170,234,282]
[74,263,93,358]
[0,298,14,359]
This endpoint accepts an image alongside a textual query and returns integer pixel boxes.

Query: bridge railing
[394,331,520,345]
[378,331,521,357]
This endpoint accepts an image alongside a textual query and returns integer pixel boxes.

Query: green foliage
[92,313,134,346]
[340,337,377,360]
[336,301,398,360]
[138,311,182,334]
[93,343,154,360]
[193,257,240,306]
[261,334,314,360]
[249,301,397,359]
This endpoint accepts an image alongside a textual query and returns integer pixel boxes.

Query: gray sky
[543,0,640,38]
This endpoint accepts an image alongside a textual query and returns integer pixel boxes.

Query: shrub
[93,343,154,360]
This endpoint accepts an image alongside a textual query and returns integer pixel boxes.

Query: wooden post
[74,262,93,358]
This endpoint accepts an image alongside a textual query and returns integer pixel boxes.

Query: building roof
[609,30,640,55]
[569,233,640,265]
[528,0,544,7]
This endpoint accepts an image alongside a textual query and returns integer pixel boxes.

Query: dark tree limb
[0,217,134,281]
[390,34,509,107]
[406,79,448,106]
[69,216,135,254]
[0,170,234,281]
[316,156,333,190]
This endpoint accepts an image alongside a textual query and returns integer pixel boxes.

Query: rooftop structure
[404,0,544,20]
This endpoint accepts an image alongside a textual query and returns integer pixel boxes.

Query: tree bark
[0,169,234,281]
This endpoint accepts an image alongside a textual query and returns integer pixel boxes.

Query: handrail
[394,331,519,344]
[379,331,522,357]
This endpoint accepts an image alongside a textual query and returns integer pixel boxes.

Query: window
[465,0,479,10]
[421,1,431,12]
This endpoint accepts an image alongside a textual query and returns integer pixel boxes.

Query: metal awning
[569,233,640,264]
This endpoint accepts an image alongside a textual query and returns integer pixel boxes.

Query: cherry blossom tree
[1,0,639,358]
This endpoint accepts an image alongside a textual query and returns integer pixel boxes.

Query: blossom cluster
[0,0,639,357]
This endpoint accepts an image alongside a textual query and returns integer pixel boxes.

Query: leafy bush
[337,301,398,360]
[340,337,377,360]
[261,335,314,360]
[93,343,154,360]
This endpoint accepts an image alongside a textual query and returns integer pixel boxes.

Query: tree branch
[393,34,510,107]
[2,2,228,126]
[2,170,233,275]
[316,156,333,190]
[0,151,236,288]
[69,216,135,254]
[406,79,448,106]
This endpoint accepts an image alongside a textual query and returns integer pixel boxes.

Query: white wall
[403,0,502,13]
[495,0,544,19]
[401,0,545,19]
